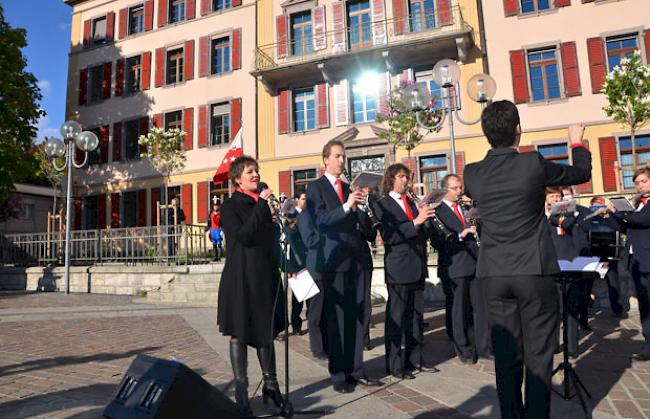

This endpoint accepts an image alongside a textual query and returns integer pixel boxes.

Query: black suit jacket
[306,175,373,273]
[435,202,479,279]
[572,205,592,256]
[297,210,322,281]
[373,195,428,284]
[547,212,577,260]
[612,204,650,273]
[464,146,591,278]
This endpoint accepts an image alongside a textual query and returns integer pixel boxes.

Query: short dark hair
[633,167,650,182]
[381,163,411,196]
[545,186,562,196]
[322,139,345,160]
[481,100,521,148]
[228,155,258,184]
[294,192,306,200]
[440,174,461,190]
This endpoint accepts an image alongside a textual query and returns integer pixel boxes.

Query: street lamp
[44,121,99,294]
[401,59,497,173]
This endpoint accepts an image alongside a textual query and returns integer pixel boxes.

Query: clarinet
[460,198,480,246]
[342,169,382,229]
[405,187,454,241]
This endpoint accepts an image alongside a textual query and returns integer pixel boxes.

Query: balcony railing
[0,225,212,267]
[253,5,471,73]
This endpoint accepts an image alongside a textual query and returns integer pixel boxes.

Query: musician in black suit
[373,163,437,379]
[463,100,591,419]
[306,139,381,393]
[433,174,490,364]
[610,167,650,361]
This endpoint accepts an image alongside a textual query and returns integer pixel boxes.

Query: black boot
[257,344,284,410]
[230,340,252,418]
[213,245,219,261]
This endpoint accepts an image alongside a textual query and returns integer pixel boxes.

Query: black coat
[572,205,592,256]
[612,204,650,273]
[217,191,285,347]
[434,202,479,279]
[464,146,591,278]
[297,209,322,281]
[373,195,428,284]
[547,212,578,260]
[282,222,307,274]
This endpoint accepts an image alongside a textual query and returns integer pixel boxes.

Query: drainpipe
[475,0,490,75]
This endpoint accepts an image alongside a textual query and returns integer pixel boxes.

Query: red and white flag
[213,128,242,184]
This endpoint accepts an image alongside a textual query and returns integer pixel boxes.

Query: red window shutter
[232,29,241,70]
[518,145,535,153]
[83,19,91,47]
[158,0,168,27]
[587,37,606,94]
[393,0,407,35]
[503,0,519,16]
[201,0,211,15]
[142,51,152,90]
[98,194,107,229]
[317,83,329,128]
[115,59,124,97]
[153,113,163,128]
[75,147,84,166]
[378,73,389,115]
[106,12,115,42]
[113,122,122,162]
[582,0,594,2]
[198,105,208,148]
[79,68,88,105]
[401,157,416,174]
[118,8,128,39]
[182,184,193,224]
[74,199,82,230]
[111,193,120,228]
[232,0,241,7]
[145,0,154,31]
[510,50,529,104]
[575,139,593,194]
[332,3,345,51]
[199,36,210,77]
[100,125,109,164]
[436,0,452,26]
[276,15,288,58]
[312,6,326,51]
[183,108,194,150]
[454,152,465,176]
[187,0,196,19]
[278,90,290,134]
[279,171,291,197]
[184,40,195,81]
[644,30,650,64]
[103,62,112,99]
[599,136,618,192]
[230,98,242,140]
[561,42,581,97]
[150,187,161,226]
[554,0,571,7]
[155,47,164,87]
[137,190,147,226]
[139,117,149,154]
[197,182,208,223]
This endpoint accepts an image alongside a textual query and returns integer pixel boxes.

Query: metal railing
[254,5,471,72]
[1,225,212,267]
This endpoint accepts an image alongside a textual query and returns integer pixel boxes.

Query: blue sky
[3,0,72,142]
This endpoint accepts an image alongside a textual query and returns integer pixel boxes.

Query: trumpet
[460,199,480,247]
[405,186,454,242]
[342,169,382,230]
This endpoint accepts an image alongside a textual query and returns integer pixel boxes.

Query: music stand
[552,271,593,418]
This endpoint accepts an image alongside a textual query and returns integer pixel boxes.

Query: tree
[0,4,46,205]
[602,50,650,171]
[35,142,66,215]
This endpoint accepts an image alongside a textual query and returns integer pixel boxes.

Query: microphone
[257,182,280,210]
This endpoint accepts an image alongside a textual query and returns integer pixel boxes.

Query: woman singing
[217,155,285,417]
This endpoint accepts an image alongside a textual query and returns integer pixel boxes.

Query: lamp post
[44,121,99,294]
[401,59,497,173]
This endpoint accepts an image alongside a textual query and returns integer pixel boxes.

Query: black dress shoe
[312,352,328,361]
[364,343,373,351]
[418,363,440,373]
[355,377,383,387]
[291,328,308,336]
[632,353,650,362]
[333,382,353,393]
[392,371,416,380]
[459,355,478,365]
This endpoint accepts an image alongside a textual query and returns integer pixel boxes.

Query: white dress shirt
[324,171,351,213]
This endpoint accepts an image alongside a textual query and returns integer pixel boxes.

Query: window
[520,0,550,14]
[169,0,186,23]
[351,73,379,123]
[419,155,448,191]
[88,65,104,104]
[349,156,385,179]
[123,191,137,227]
[606,35,638,71]
[537,143,569,165]
[165,110,183,133]
[84,196,99,229]
[291,12,313,56]
[125,56,142,94]
[210,103,231,146]
[210,181,230,207]
[213,0,232,12]
[92,16,107,44]
[347,0,372,49]
[211,37,231,75]
[293,88,316,132]
[409,0,435,32]
[293,169,318,196]
[528,48,561,101]
[87,127,102,165]
[166,47,184,85]
[21,203,35,221]
[619,135,650,189]
[124,119,141,160]
[167,186,181,204]
[414,69,443,110]
[129,5,145,35]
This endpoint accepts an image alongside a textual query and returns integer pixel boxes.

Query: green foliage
[138,127,187,180]
[0,4,46,204]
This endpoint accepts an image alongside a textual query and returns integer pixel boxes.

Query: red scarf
[236,187,260,202]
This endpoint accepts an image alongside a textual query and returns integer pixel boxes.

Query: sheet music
[610,197,636,212]
[549,199,576,215]
[289,269,320,303]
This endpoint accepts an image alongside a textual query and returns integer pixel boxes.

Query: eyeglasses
[448,186,463,191]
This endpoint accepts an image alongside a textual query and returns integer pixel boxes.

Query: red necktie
[400,194,414,221]
[335,179,344,204]
[452,202,465,224]
[643,197,648,206]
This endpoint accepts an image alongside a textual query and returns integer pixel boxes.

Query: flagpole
[228,126,241,198]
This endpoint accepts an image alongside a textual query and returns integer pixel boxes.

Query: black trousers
[560,280,581,355]
[439,273,455,340]
[451,275,490,359]
[322,264,370,384]
[364,269,372,347]
[385,282,423,375]
[482,275,559,419]
[307,280,328,355]
[605,260,629,315]
[630,259,650,355]
[291,294,304,332]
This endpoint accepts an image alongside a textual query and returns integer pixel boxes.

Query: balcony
[252,5,474,93]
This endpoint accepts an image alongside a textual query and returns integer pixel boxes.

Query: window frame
[125,55,143,95]
[86,126,103,166]
[212,0,232,13]
[92,15,108,45]
[347,0,372,50]
[128,4,145,35]
[121,190,138,228]
[536,142,570,166]
[209,102,231,147]
[123,118,142,161]
[210,36,232,76]
[290,11,314,56]
[292,168,318,196]
[166,46,185,85]
[169,0,187,24]
[618,134,650,190]
[408,0,436,33]
[83,195,100,230]
[605,34,639,72]
[418,154,448,192]
[87,64,105,104]
[350,75,379,124]
[292,87,316,132]
[519,0,551,14]
[527,46,563,103]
